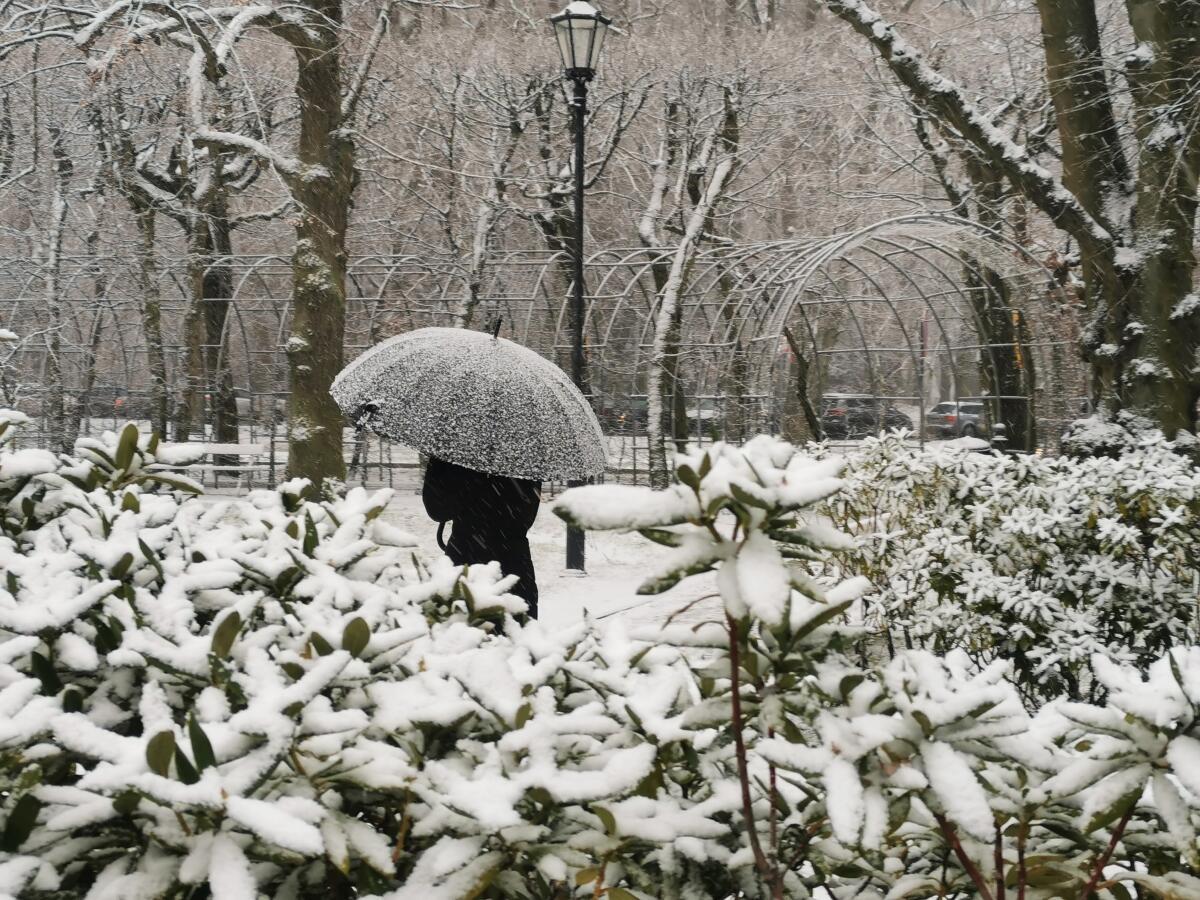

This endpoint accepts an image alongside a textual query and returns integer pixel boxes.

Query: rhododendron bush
[830,433,1200,705]
[1,415,1200,899]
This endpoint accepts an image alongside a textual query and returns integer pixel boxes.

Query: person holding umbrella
[332,325,607,620]
[421,456,542,616]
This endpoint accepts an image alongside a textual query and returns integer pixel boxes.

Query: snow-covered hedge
[3,418,1200,898]
[0,415,712,898]
[830,433,1200,705]
[556,437,1200,898]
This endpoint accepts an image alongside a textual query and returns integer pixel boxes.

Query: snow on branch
[213,5,277,64]
[822,0,1115,253]
[76,0,222,82]
[194,126,304,178]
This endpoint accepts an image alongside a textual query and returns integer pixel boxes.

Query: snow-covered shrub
[557,437,877,896]
[0,417,727,898]
[559,437,1200,898]
[831,432,1200,704]
[7,417,1200,899]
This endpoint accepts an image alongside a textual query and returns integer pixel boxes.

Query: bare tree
[821,0,1200,442]
[8,0,405,485]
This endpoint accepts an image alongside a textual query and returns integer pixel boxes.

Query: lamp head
[550,2,612,81]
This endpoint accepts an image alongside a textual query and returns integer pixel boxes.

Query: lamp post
[551,1,610,573]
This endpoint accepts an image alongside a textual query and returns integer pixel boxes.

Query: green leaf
[188,713,216,771]
[281,662,304,681]
[1085,781,1142,834]
[637,548,723,595]
[515,702,533,729]
[62,688,84,713]
[838,674,864,701]
[113,791,139,816]
[114,423,140,472]
[792,597,854,640]
[211,611,241,659]
[1,794,42,852]
[697,452,712,478]
[341,617,370,657]
[111,552,135,579]
[138,538,164,582]
[141,473,202,495]
[910,711,934,738]
[146,731,175,777]
[302,512,319,557]
[730,482,770,509]
[121,491,140,513]
[30,652,62,695]
[274,565,301,596]
[593,805,617,836]
[637,528,683,548]
[309,632,334,657]
[575,867,600,886]
[676,463,701,490]
[174,746,200,784]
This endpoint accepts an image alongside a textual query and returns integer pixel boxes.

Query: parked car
[926,400,988,438]
[82,383,154,419]
[599,396,649,434]
[820,394,913,439]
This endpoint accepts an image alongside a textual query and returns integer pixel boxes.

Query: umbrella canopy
[331,327,607,480]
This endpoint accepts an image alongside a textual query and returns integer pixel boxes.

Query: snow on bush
[558,436,1200,898]
[0,417,714,898]
[3,421,1200,898]
[831,431,1200,705]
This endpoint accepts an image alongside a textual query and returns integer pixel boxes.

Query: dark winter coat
[422,457,541,617]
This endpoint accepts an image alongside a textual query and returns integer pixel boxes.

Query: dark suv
[820,394,913,439]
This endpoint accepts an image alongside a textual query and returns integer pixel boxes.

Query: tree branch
[820,0,1114,256]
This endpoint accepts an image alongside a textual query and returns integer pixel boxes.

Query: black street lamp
[551,1,610,573]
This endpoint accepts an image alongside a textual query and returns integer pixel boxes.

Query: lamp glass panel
[554,19,575,68]
[569,17,597,69]
[589,19,607,65]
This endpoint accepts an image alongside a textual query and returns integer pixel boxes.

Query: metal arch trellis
[0,213,1085,485]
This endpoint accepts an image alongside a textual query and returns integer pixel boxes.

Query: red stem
[1080,807,1133,899]
[935,814,995,900]
[994,822,1006,900]
[727,614,772,882]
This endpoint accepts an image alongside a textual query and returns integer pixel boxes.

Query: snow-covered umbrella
[331,327,607,480]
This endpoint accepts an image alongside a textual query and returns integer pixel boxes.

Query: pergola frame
[0,214,1082,484]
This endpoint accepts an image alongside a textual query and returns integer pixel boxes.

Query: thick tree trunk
[822,0,1200,440]
[285,5,353,488]
[1110,0,1200,435]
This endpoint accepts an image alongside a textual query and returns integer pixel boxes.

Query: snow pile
[5,419,1200,897]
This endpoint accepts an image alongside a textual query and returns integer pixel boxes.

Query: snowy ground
[377,471,722,632]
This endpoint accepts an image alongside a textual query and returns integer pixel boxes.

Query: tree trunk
[132,207,170,436]
[1110,0,1200,436]
[821,0,1200,440]
[285,3,353,488]
[42,126,71,452]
